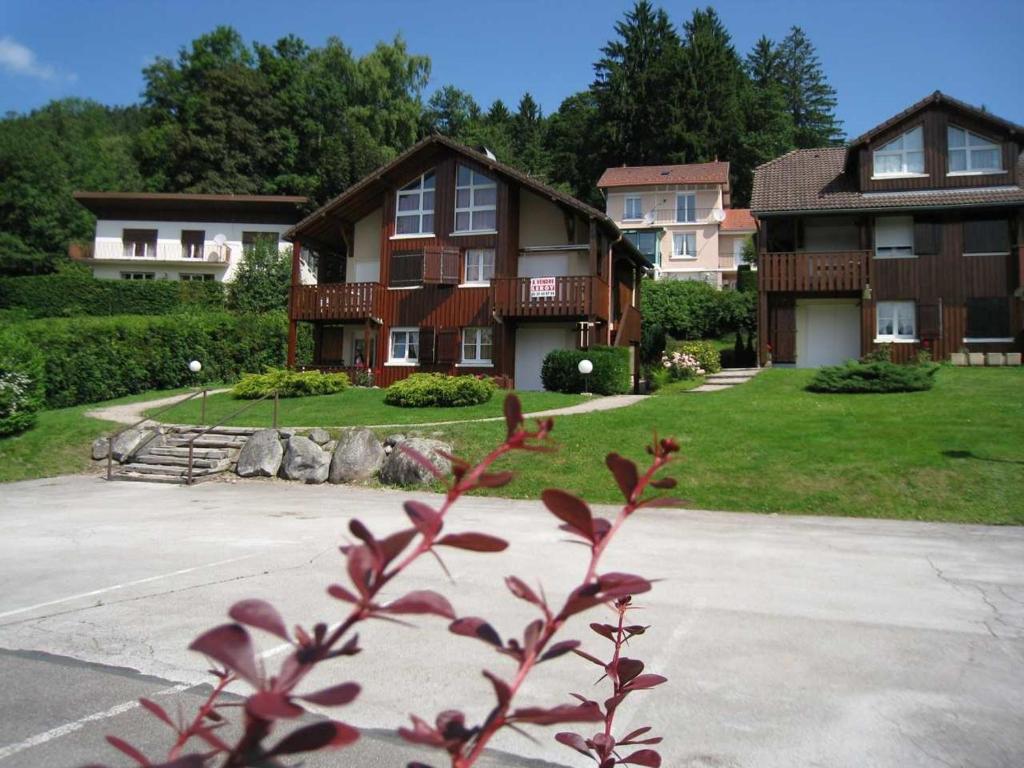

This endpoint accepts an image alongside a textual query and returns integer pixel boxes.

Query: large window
[948,127,1002,174]
[672,232,697,258]
[875,216,915,258]
[675,193,696,223]
[388,328,419,364]
[963,220,1011,255]
[876,301,917,341]
[624,195,643,220]
[625,230,658,262]
[966,297,1011,340]
[122,229,157,258]
[461,327,493,364]
[873,126,925,177]
[463,249,495,284]
[454,165,496,232]
[396,172,435,236]
[181,230,205,259]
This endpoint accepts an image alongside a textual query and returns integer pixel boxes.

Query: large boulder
[91,438,110,461]
[280,435,329,484]
[329,429,385,484]
[236,429,284,478]
[379,438,452,487]
[110,427,157,463]
[308,427,331,446]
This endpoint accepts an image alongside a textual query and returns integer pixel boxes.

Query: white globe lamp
[578,358,594,396]
[188,360,202,373]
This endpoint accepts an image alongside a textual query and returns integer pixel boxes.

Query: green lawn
[150,388,588,428]
[428,367,1024,525]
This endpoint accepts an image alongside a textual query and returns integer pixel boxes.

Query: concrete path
[85,389,231,426]
[1,476,1022,767]
[686,366,761,393]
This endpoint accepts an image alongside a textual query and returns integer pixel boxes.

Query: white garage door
[514,324,575,391]
[796,300,861,368]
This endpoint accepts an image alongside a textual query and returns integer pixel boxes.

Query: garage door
[796,300,861,368]
[514,324,574,391]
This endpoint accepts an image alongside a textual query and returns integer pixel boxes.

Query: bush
[0,273,225,318]
[541,346,632,395]
[642,280,723,340]
[807,361,938,394]
[227,242,293,314]
[384,373,495,408]
[860,343,893,363]
[0,327,45,436]
[667,339,721,374]
[660,350,705,380]
[640,322,667,366]
[233,368,350,399]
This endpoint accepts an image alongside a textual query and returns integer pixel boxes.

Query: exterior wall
[351,207,383,283]
[516,251,589,278]
[519,189,587,248]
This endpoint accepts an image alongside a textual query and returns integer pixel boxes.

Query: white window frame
[947,126,1003,175]
[179,273,214,282]
[874,216,915,259]
[875,301,917,343]
[394,172,435,238]
[872,126,926,178]
[453,165,497,234]
[462,248,495,286]
[623,195,643,221]
[460,327,493,366]
[675,193,696,223]
[387,327,420,365]
[672,232,697,259]
[120,271,155,280]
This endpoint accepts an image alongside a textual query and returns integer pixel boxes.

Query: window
[675,193,696,223]
[625,230,658,261]
[180,273,214,282]
[120,272,155,280]
[872,126,925,177]
[122,229,157,258]
[454,165,496,232]
[623,196,643,220]
[672,232,697,258]
[461,327,493,364]
[875,216,915,258]
[948,127,1002,174]
[876,301,917,341]
[242,232,279,256]
[389,328,419,363]
[963,219,1011,255]
[966,297,1011,340]
[396,172,436,236]
[181,230,205,259]
[463,249,495,284]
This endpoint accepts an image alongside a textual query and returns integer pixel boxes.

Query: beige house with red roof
[597,162,755,287]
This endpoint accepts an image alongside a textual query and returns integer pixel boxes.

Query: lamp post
[578,358,593,396]
[189,360,206,423]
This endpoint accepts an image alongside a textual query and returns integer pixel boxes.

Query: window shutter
[913,220,940,256]
[418,326,436,364]
[437,328,459,364]
[964,220,1011,254]
[918,301,941,339]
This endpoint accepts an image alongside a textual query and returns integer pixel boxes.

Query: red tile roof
[597,162,730,189]
[721,208,756,232]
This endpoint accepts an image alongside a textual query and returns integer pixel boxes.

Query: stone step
[163,436,247,449]
[685,384,735,393]
[131,454,229,469]
[168,425,260,437]
[704,377,753,385]
[116,462,226,476]
[147,446,229,460]
[110,469,223,484]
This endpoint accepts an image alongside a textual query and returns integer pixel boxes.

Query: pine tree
[422,85,480,137]
[777,26,843,147]
[746,35,783,88]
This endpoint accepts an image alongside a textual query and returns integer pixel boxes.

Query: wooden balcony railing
[290,282,381,321]
[492,276,609,319]
[390,246,460,287]
[760,250,871,293]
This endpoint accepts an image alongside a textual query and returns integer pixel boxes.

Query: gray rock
[110,427,157,463]
[308,427,331,446]
[384,433,406,448]
[280,435,329,484]
[379,438,452,486]
[329,429,385,484]
[91,438,110,461]
[236,429,284,478]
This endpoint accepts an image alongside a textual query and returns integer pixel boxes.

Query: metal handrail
[185,389,279,485]
[106,388,209,480]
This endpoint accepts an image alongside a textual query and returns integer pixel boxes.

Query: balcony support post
[286,238,302,368]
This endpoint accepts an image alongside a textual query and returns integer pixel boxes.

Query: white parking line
[0,555,257,621]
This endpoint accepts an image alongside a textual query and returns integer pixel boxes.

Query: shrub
[0,327,45,436]
[640,322,667,365]
[667,339,722,374]
[807,361,938,394]
[661,350,705,380]
[541,346,631,395]
[641,280,723,340]
[227,241,293,314]
[860,343,893,363]
[233,368,350,399]
[384,373,495,407]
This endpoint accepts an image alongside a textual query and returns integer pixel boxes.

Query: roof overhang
[73,192,309,224]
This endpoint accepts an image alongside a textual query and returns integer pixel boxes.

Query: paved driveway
[1,476,1022,767]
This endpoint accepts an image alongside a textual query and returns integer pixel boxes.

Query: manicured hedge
[233,368,350,399]
[0,327,45,436]
[667,339,722,374]
[807,361,938,394]
[0,274,225,318]
[384,373,495,408]
[541,346,632,395]
[641,279,756,342]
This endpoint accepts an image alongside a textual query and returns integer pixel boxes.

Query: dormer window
[454,165,497,233]
[395,171,435,236]
[948,126,1002,174]
[873,126,924,177]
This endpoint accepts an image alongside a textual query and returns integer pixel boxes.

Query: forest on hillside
[0,1,842,276]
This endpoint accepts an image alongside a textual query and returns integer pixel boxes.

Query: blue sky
[2,0,1022,138]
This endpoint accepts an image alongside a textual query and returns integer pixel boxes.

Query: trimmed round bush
[541,346,631,395]
[233,368,350,399]
[0,328,45,436]
[384,373,495,408]
[667,339,722,374]
[807,361,938,394]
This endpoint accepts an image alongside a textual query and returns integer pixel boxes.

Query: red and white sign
[529,276,557,298]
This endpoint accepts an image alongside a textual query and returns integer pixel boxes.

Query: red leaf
[563,573,652,618]
[555,731,592,757]
[541,489,593,541]
[106,736,150,766]
[380,527,418,565]
[605,453,639,501]
[641,496,689,508]
[188,624,261,685]
[404,500,442,537]
[624,674,667,691]
[228,599,290,642]
[482,670,511,706]
[381,589,456,619]
[266,721,359,755]
[504,394,523,438]
[572,647,606,667]
[540,639,580,662]
[620,726,652,743]
[398,715,445,747]
[399,445,447,482]
[435,532,508,552]
[505,576,543,607]
[349,519,383,564]
[327,583,359,603]
[246,691,304,720]
[650,477,677,489]
[590,622,618,641]
[617,658,644,685]
[346,545,376,598]
[298,681,361,706]
[449,616,502,647]
[509,702,603,725]
[476,471,514,488]
[620,749,662,766]
[138,698,174,728]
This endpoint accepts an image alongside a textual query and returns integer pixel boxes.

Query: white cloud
[0,36,73,82]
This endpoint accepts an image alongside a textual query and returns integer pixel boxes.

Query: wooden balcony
[390,246,460,287]
[760,250,871,293]
[290,282,381,321]
[492,276,609,319]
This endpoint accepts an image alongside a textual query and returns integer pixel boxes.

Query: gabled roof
[721,209,756,232]
[597,162,730,189]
